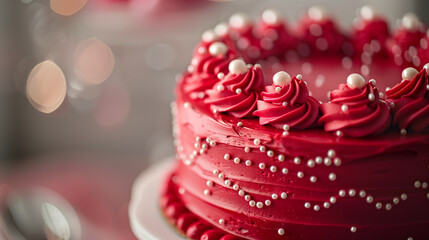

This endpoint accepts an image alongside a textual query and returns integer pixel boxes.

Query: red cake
[160,6,429,240]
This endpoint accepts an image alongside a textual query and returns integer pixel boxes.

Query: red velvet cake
[160,6,429,240]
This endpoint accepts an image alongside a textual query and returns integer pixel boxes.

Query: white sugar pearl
[256,202,263,208]
[307,160,315,168]
[347,73,366,89]
[293,157,301,164]
[270,166,277,172]
[224,154,230,160]
[267,150,274,157]
[423,63,429,74]
[308,5,328,22]
[253,139,261,145]
[278,228,285,235]
[249,200,256,207]
[327,149,336,158]
[350,226,357,233]
[273,71,291,86]
[402,13,420,31]
[265,200,271,206]
[239,190,245,196]
[262,9,281,25]
[313,205,320,211]
[219,218,225,225]
[323,202,330,208]
[330,196,337,204]
[214,22,229,36]
[234,157,241,164]
[229,59,248,75]
[216,84,224,91]
[282,168,288,174]
[202,29,219,42]
[272,193,278,199]
[329,173,336,181]
[297,171,304,178]
[368,93,375,101]
[281,192,287,199]
[360,5,376,20]
[235,88,242,94]
[278,154,285,161]
[209,42,228,56]
[245,160,252,166]
[245,195,251,201]
[402,67,418,80]
[341,104,348,112]
[229,12,251,29]
[259,163,266,169]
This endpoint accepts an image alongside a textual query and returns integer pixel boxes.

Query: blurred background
[0,0,427,239]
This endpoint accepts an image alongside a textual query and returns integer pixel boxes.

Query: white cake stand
[129,158,186,240]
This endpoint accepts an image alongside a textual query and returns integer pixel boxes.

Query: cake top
[181,5,429,138]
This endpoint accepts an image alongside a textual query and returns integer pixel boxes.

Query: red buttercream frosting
[386,69,429,131]
[185,42,237,99]
[319,82,391,137]
[205,65,263,118]
[254,20,296,59]
[298,15,346,54]
[353,17,390,56]
[253,76,320,129]
[148,7,429,240]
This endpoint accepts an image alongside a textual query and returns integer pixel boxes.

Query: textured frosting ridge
[205,65,263,118]
[319,82,391,137]
[253,75,320,129]
[386,69,429,131]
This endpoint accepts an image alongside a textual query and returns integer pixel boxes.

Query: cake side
[158,6,429,240]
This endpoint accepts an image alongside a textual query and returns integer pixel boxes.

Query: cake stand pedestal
[129,158,185,240]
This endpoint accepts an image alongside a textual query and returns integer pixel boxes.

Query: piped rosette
[228,13,263,61]
[254,9,296,58]
[352,5,390,57]
[185,41,236,99]
[205,59,263,118]
[318,73,391,137]
[386,66,429,133]
[253,71,320,130]
[297,6,346,54]
[388,13,427,67]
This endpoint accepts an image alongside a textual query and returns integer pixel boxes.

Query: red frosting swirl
[386,69,429,131]
[297,16,346,54]
[393,27,426,51]
[204,66,263,118]
[254,20,296,59]
[318,82,391,137]
[184,43,237,99]
[353,18,390,56]
[253,76,320,129]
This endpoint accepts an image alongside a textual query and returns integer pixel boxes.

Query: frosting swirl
[205,65,263,118]
[298,16,346,54]
[353,18,390,56]
[185,42,236,99]
[253,76,320,129]
[386,69,429,132]
[254,19,296,59]
[318,82,391,137]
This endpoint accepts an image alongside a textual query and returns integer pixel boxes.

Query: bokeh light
[94,82,130,128]
[74,38,115,85]
[50,0,87,16]
[26,60,67,114]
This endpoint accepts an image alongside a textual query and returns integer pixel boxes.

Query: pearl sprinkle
[273,71,291,86]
